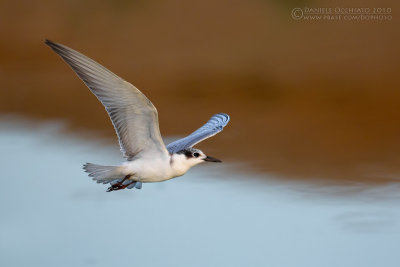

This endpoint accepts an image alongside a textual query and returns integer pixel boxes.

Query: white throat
[169,153,203,177]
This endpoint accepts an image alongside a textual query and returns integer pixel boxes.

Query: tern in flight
[45,40,230,191]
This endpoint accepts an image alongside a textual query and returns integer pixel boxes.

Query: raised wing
[45,40,168,159]
[166,113,230,153]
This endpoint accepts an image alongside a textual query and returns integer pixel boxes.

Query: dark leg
[107,174,134,192]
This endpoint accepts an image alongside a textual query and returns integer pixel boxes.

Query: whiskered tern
[45,40,230,191]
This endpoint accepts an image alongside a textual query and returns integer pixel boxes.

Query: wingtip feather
[44,39,56,47]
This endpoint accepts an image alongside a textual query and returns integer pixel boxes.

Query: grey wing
[166,113,230,153]
[46,40,168,158]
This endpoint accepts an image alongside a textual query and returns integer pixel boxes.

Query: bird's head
[173,147,221,170]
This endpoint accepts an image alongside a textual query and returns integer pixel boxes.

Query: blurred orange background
[1,0,399,183]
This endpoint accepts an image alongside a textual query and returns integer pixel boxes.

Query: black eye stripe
[178,149,201,159]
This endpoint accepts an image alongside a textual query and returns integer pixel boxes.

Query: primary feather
[166,113,230,153]
[45,40,167,159]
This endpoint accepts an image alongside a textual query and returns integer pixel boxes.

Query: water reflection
[1,118,399,267]
[336,211,396,234]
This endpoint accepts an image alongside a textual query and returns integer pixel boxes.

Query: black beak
[204,156,222,163]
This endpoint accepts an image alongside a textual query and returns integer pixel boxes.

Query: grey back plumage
[166,113,230,153]
[45,40,167,159]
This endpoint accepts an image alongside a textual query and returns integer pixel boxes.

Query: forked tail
[83,163,123,183]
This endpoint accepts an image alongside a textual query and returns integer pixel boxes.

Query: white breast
[120,153,201,183]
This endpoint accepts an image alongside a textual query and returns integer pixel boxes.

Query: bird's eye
[193,152,200,158]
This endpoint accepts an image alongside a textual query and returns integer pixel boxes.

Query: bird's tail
[83,163,124,184]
